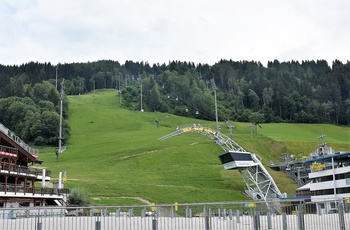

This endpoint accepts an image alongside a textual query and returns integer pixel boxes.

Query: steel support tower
[159,124,283,213]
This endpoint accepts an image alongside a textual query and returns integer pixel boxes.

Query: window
[219,153,234,164]
[231,153,253,161]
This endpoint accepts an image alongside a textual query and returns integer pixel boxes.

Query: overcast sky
[1,0,349,66]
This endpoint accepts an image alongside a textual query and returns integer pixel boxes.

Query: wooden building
[0,123,66,208]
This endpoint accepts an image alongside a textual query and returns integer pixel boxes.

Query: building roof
[296,183,310,191]
[0,127,42,164]
[303,152,350,164]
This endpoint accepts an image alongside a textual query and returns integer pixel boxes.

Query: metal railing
[0,123,39,155]
[0,162,51,178]
[0,199,349,230]
[0,183,68,196]
[0,145,18,155]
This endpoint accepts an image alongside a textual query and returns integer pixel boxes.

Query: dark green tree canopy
[0,81,70,146]
[1,59,349,139]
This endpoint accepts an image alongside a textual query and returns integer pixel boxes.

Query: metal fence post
[152,208,158,230]
[95,218,101,230]
[205,215,210,230]
[228,209,232,220]
[115,207,120,217]
[267,211,272,230]
[297,203,305,230]
[253,208,260,230]
[338,202,346,230]
[204,206,211,230]
[129,207,133,217]
[236,209,240,223]
[36,211,42,230]
[282,211,287,230]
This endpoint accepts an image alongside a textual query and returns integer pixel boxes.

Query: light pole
[55,65,58,90]
[211,78,219,132]
[119,77,122,105]
[140,76,143,112]
[57,79,65,162]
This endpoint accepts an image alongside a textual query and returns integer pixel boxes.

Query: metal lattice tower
[159,124,283,213]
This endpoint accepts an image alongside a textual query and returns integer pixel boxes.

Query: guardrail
[0,199,349,230]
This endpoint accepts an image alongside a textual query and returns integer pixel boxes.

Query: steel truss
[159,124,283,213]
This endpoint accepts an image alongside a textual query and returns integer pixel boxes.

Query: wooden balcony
[0,144,18,156]
[0,182,69,196]
[0,162,51,179]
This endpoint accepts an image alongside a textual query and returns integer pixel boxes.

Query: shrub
[67,188,90,206]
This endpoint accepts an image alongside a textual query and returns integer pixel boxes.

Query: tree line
[0,80,69,146]
[0,59,349,145]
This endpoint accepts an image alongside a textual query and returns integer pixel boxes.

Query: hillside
[37,90,350,205]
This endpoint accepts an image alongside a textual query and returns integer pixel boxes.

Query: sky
[1,0,349,67]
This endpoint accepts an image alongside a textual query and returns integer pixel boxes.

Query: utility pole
[55,65,58,90]
[140,75,143,112]
[119,77,122,105]
[211,78,219,132]
[57,79,65,162]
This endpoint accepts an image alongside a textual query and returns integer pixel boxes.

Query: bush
[67,188,90,206]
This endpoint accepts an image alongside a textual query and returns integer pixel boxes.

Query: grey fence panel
[0,199,349,230]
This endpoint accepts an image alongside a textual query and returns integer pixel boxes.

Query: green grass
[259,123,349,143]
[37,89,350,205]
